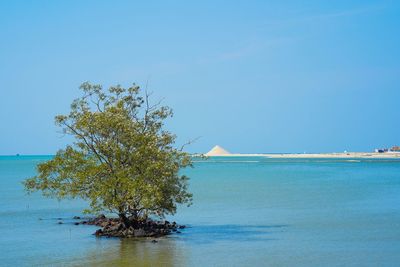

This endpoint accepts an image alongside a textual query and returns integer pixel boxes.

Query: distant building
[391,146,400,152]
[374,146,400,153]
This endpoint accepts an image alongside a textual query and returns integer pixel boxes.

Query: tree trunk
[119,213,131,228]
[131,210,139,228]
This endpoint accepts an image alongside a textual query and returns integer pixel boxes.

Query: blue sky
[0,0,399,154]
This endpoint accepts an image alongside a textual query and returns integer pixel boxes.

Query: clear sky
[0,0,399,154]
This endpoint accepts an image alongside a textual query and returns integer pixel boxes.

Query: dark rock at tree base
[134,229,146,237]
[94,229,103,236]
[74,215,185,238]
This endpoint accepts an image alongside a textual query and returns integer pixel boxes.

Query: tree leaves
[24,82,192,219]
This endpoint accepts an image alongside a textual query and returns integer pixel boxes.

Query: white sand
[205,145,231,156]
[203,145,400,158]
[263,152,400,159]
[204,152,400,159]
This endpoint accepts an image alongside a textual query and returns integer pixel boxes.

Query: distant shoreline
[198,152,400,159]
[1,153,400,159]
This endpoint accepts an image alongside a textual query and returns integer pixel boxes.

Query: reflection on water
[32,223,285,266]
[70,237,187,267]
[65,224,285,266]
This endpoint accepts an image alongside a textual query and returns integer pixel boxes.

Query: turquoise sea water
[1,156,400,266]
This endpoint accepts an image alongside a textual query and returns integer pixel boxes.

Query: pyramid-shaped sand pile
[205,145,231,156]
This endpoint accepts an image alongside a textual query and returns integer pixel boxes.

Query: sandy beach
[265,152,400,159]
[204,145,400,158]
[207,152,400,159]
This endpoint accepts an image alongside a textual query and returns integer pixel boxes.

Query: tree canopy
[24,82,192,224]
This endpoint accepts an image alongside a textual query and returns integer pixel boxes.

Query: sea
[0,155,399,266]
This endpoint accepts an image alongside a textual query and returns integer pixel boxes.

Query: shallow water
[1,156,400,266]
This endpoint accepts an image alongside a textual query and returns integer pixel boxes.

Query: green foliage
[24,82,192,219]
